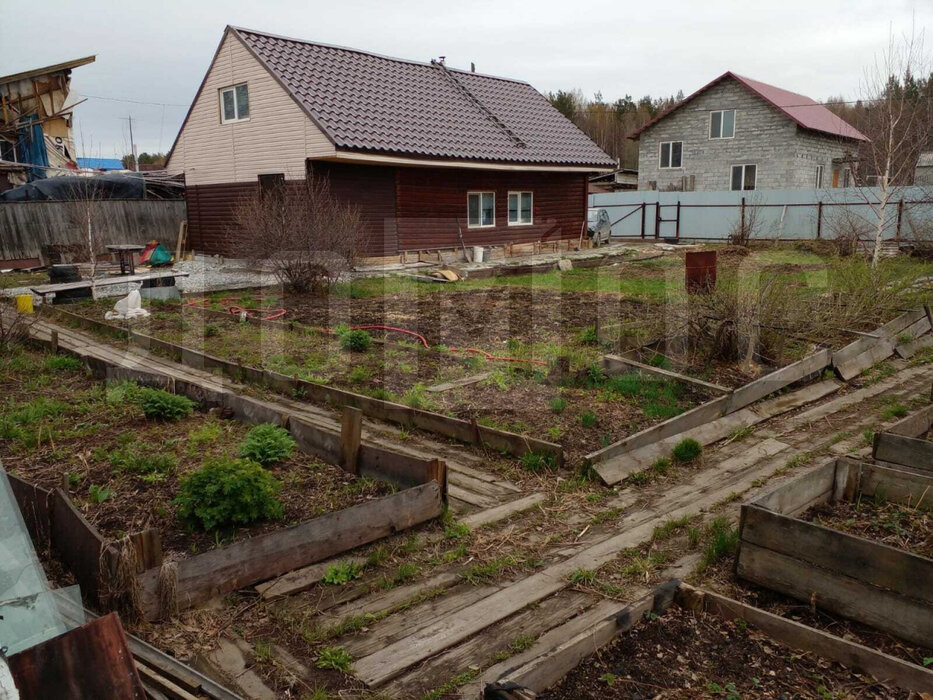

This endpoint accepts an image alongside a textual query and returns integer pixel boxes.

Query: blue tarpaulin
[16,114,49,181]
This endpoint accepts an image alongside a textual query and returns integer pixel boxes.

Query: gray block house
[629,72,867,191]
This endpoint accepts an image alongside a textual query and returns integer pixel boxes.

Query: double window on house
[220,84,250,123]
[731,164,757,191]
[468,192,495,228]
[709,109,735,139]
[467,191,534,228]
[658,141,683,169]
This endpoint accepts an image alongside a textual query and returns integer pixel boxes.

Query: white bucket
[473,246,484,263]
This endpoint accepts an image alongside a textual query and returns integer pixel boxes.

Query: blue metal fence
[589,187,933,242]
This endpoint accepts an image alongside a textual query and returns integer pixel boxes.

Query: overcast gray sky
[2,0,929,159]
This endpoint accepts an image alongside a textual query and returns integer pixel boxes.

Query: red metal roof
[232,27,616,169]
[628,71,868,142]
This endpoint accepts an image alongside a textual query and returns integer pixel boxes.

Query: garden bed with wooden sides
[736,457,933,649]
[3,342,446,622]
[0,345,393,556]
[538,593,915,699]
[52,301,721,465]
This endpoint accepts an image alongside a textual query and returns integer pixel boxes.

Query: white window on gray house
[468,192,495,227]
[843,168,851,187]
[508,191,533,225]
[731,164,757,191]
[815,165,824,188]
[220,84,250,123]
[709,110,736,139]
[659,141,683,169]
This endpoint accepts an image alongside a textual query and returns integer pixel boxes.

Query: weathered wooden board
[50,488,107,606]
[459,492,547,528]
[425,372,492,392]
[586,394,731,464]
[254,556,369,599]
[750,461,837,516]
[741,505,932,604]
[8,612,146,699]
[494,584,678,695]
[6,471,52,549]
[726,348,832,413]
[834,308,928,380]
[602,354,730,393]
[839,458,933,508]
[137,482,443,620]
[895,332,933,360]
[736,542,933,648]
[885,402,933,438]
[873,432,933,471]
[677,584,933,695]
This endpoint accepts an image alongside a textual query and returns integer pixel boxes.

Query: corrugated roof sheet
[233,27,616,168]
[629,71,868,142]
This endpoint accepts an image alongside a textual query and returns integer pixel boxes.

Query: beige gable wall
[167,31,334,185]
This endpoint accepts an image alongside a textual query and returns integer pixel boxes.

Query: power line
[80,93,188,108]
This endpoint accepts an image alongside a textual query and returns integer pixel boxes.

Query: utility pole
[123,115,139,172]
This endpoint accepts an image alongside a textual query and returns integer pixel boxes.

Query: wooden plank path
[22,316,531,517]
[341,363,933,693]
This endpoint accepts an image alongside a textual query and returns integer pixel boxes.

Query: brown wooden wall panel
[309,161,399,256]
[395,167,587,250]
[184,165,588,257]
[185,181,255,257]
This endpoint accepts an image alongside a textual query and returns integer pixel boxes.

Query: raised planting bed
[49,303,728,465]
[2,344,446,620]
[737,457,933,648]
[494,582,930,698]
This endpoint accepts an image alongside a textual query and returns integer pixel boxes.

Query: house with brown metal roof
[627,72,868,192]
[166,26,615,258]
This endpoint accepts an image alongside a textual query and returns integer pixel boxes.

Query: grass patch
[672,438,702,463]
[699,517,739,570]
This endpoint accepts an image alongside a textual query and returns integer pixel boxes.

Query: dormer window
[220,84,250,123]
[709,109,735,139]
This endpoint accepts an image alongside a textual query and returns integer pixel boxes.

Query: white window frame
[219,83,250,124]
[507,191,533,226]
[658,141,683,169]
[730,164,757,191]
[467,191,496,228]
[815,165,824,188]
[709,109,736,139]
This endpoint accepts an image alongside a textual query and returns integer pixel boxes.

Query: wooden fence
[0,200,186,265]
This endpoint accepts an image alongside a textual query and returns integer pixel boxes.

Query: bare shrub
[823,205,874,257]
[235,175,369,294]
[727,194,766,247]
[0,307,38,351]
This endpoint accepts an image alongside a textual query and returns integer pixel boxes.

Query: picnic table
[106,244,146,275]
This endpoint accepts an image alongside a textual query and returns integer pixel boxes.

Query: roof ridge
[431,60,526,149]
[229,25,530,86]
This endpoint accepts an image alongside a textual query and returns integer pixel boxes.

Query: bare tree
[235,174,369,294]
[854,26,933,266]
[727,192,767,246]
[64,176,114,277]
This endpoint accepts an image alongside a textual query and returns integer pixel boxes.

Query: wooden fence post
[341,406,362,475]
[50,330,59,354]
[816,201,823,239]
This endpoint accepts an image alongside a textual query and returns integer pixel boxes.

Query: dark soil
[541,604,911,699]
[800,497,932,558]
[282,285,659,351]
[695,555,933,672]
[1,346,391,557]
